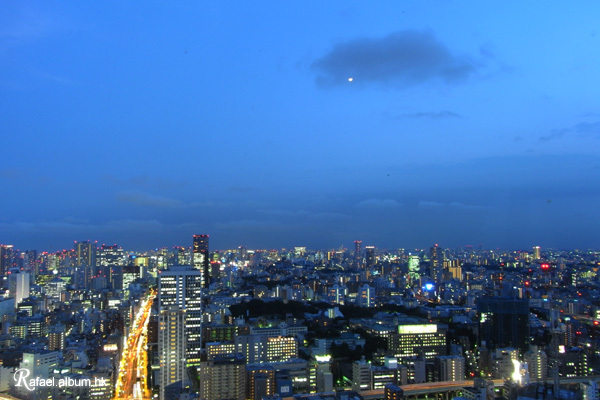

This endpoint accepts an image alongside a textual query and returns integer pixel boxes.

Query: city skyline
[2,2,600,251]
[1,236,598,255]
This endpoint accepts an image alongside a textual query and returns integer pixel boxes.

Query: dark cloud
[540,121,600,141]
[312,30,479,87]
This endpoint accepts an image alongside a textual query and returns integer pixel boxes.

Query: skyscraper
[193,234,210,288]
[97,244,124,284]
[407,255,420,287]
[365,246,376,268]
[159,305,187,399]
[74,241,96,289]
[354,240,362,267]
[0,244,14,276]
[158,265,203,365]
[429,244,443,283]
[478,297,529,353]
[533,246,541,260]
[12,271,30,307]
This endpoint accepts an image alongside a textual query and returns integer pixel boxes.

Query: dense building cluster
[0,239,599,400]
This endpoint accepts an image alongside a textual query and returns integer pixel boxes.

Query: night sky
[1,2,599,252]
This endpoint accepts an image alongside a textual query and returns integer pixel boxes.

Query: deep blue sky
[1,2,599,252]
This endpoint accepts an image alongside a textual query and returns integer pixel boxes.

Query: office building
[429,244,443,283]
[354,240,362,267]
[408,255,420,286]
[158,265,203,365]
[478,297,529,352]
[10,271,30,307]
[97,244,124,284]
[365,246,376,268]
[75,241,96,289]
[158,306,187,399]
[193,234,210,288]
[45,277,67,301]
[266,336,298,362]
[0,245,14,276]
[388,324,447,363]
[533,246,541,260]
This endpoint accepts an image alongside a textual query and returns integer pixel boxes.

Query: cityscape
[0,237,598,399]
[2,2,600,400]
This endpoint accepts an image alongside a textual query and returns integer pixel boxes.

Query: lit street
[113,290,156,400]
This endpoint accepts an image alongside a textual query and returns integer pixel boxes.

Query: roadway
[113,290,156,400]
[351,376,600,400]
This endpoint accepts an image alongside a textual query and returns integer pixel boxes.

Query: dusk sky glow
[1,2,600,251]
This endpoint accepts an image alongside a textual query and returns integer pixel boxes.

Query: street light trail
[113,289,156,400]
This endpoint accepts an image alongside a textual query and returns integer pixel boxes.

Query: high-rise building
[365,246,376,268]
[0,245,14,276]
[533,246,541,260]
[97,244,124,286]
[48,324,66,351]
[407,255,420,286]
[159,306,187,399]
[193,234,210,288]
[11,272,30,307]
[199,353,246,400]
[478,297,529,353]
[354,240,362,267]
[429,244,444,283]
[45,277,67,301]
[158,265,203,365]
[74,241,96,289]
[23,250,37,270]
